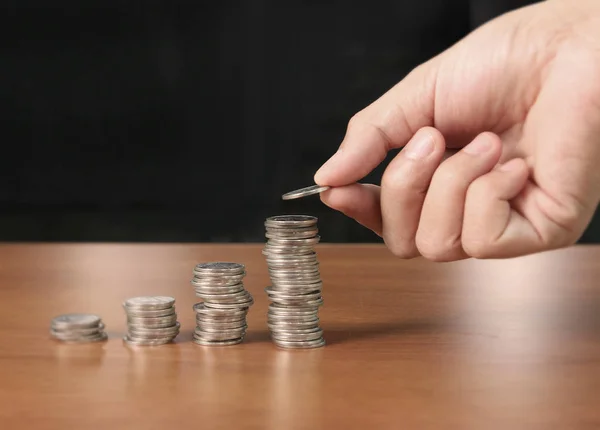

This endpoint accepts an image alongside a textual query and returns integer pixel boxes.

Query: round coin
[51,313,101,329]
[123,336,174,346]
[281,185,330,200]
[194,262,245,274]
[272,339,325,349]
[124,296,175,310]
[192,337,243,346]
[52,332,108,343]
[265,215,318,226]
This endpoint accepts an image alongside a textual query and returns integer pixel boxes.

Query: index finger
[313,59,439,187]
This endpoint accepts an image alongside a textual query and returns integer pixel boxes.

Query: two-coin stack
[262,215,325,349]
[191,262,254,346]
[50,313,108,343]
[122,296,180,346]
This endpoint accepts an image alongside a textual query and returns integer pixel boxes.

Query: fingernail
[404,130,434,160]
[463,134,493,155]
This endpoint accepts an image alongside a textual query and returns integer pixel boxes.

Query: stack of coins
[262,215,325,349]
[50,313,108,343]
[191,262,254,346]
[122,296,180,346]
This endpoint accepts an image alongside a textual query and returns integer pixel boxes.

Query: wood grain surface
[1,243,599,429]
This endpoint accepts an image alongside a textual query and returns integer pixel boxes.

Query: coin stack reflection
[50,313,108,343]
[123,296,180,346]
[262,215,325,349]
[191,262,254,346]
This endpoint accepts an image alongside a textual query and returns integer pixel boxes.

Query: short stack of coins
[191,262,254,346]
[262,215,325,349]
[122,296,180,346]
[50,313,108,343]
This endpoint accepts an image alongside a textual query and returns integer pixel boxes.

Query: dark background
[1,0,598,243]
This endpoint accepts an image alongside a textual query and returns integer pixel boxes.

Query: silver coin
[193,330,246,341]
[203,299,254,309]
[52,332,108,343]
[197,319,247,329]
[268,321,319,331]
[272,331,324,342]
[281,185,330,200]
[128,321,180,335]
[265,230,318,240]
[195,325,247,335]
[272,338,325,349]
[265,215,318,226]
[192,303,248,317]
[196,290,251,302]
[51,313,101,329]
[192,284,245,295]
[262,246,315,256]
[265,251,317,260]
[266,236,321,246]
[124,296,175,310]
[268,306,319,316]
[192,337,243,346]
[50,330,103,340]
[123,307,176,318]
[271,298,324,308]
[194,262,245,274]
[51,322,106,335]
[270,326,322,335]
[127,313,177,324]
[123,336,174,346]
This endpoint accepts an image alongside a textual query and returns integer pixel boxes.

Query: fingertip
[319,183,382,236]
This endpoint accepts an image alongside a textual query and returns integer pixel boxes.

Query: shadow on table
[322,319,448,346]
[244,318,449,346]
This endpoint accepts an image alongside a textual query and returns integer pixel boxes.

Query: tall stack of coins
[190,262,254,346]
[50,313,108,343]
[262,215,325,349]
[122,296,180,346]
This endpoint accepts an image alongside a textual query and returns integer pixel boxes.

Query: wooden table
[1,243,599,429]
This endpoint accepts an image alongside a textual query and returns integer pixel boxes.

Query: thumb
[314,56,441,187]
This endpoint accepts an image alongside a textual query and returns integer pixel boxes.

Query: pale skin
[314,0,600,261]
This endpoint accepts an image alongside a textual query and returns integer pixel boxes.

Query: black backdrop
[2,0,598,243]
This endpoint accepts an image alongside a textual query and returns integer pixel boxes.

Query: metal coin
[265,230,318,240]
[51,322,106,335]
[124,296,175,310]
[272,338,325,349]
[51,313,101,329]
[123,336,173,346]
[123,306,176,318]
[265,215,318,227]
[52,332,108,343]
[203,300,254,309]
[194,262,245,275]
[192,303,248,317]
[192,337,243,346]
[193,330,246,341]
[192,284,245,295]
[128,321,180,335]
[281,185,330,200]
[272,331,324,342]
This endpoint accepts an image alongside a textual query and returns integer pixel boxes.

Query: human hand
[314,0,600,261]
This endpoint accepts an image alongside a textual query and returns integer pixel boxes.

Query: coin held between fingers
[281,185,330,200]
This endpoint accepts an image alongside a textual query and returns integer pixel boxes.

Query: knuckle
[346,112,365,132]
